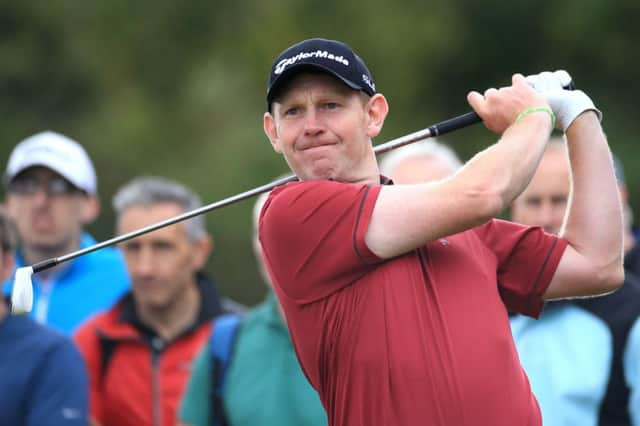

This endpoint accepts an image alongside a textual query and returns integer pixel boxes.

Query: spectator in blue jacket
[0,206,89,426]
[2,131,130,334]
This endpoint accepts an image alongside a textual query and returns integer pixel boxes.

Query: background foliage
[1,0,638,305]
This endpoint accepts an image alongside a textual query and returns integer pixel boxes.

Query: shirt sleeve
[27,338,89,426]
[474,219,568,317]
[179,345,212,426]
[259,180,383,304]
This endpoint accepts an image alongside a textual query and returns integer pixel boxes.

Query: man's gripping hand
[525,70,602,132]
[467,74,552,134]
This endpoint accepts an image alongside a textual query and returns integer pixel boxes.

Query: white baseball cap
[4,131,97,195]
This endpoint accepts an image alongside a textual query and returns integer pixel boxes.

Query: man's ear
[365,94,389,138]
[80,196,100,225]
[192,234,213,271]
[263,112,283,154]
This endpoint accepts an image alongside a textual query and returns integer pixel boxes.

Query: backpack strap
[210,314,242,426]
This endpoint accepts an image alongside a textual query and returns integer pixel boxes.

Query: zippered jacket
[74,274,225,426]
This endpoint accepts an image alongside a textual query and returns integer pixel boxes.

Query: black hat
[266,38,376,111]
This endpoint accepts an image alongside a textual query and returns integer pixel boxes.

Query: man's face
[4,167,96,253]
[511,146,570,234]
[117,203,209,310]
[264,72,383,182]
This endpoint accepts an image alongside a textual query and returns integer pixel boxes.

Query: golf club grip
[32,258,59,273]
[428,112,481,137]
[428,74,576,137]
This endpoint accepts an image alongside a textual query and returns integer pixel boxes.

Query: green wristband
[515,106,556,129]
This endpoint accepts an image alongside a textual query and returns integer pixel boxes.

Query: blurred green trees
[1,0,638,304]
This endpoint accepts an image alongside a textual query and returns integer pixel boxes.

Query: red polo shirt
[260,180,568,426]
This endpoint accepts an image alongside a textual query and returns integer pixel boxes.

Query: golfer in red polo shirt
[259,38,622,426]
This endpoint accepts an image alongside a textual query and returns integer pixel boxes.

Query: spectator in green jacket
[178,190,327,426]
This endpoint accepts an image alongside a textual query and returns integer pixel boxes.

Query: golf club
[11,69,576,316]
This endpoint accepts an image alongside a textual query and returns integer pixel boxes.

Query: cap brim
[267,63,364,109]
[5,159,90,194]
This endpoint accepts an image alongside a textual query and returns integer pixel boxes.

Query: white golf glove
[526,70,602,132]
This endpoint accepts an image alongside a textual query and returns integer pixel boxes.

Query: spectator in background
[378,138,462,183]
[0,206,89,426]
[509,137,640,426]
[2,131,129,334]
[74,177,240,426]
[178,189,327,426]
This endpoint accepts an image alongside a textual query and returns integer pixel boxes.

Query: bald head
[511,139,570,234]
[379,139,462,184]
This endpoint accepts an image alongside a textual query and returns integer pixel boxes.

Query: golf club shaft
[31,111,481,274]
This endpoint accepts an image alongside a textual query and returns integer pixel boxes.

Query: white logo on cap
[362,74,375,91]
[274,50,350,75]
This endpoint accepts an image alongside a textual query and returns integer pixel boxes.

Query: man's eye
[48,178,73,194]
[14,179,38,193]
[284,107,300,116]
[153,241,174,252]
[325,102,338,110]
[122,242,140,253]
[525,198,542,207]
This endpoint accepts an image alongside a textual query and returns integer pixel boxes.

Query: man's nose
[30,186,52,206]
[539,203,562,234]
[303,108,323,135]
[131,247,156,276]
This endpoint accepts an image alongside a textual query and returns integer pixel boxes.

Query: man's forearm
[562,112,623,275]
[369,113,553,259]
[455,110,554,218]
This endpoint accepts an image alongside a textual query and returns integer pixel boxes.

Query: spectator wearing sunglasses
[2,131,130,335]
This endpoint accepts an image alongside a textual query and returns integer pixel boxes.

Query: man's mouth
[31,216,54,231]
[300,141,337,151]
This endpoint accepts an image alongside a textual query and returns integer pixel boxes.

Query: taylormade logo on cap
[266,38,377,110]
[274,50,350,75]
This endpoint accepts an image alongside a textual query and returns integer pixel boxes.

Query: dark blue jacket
[0,308,88,426]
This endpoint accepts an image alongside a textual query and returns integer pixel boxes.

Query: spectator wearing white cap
[2,131,130,335]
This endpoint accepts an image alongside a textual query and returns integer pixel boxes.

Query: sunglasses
[7,176,83,196]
